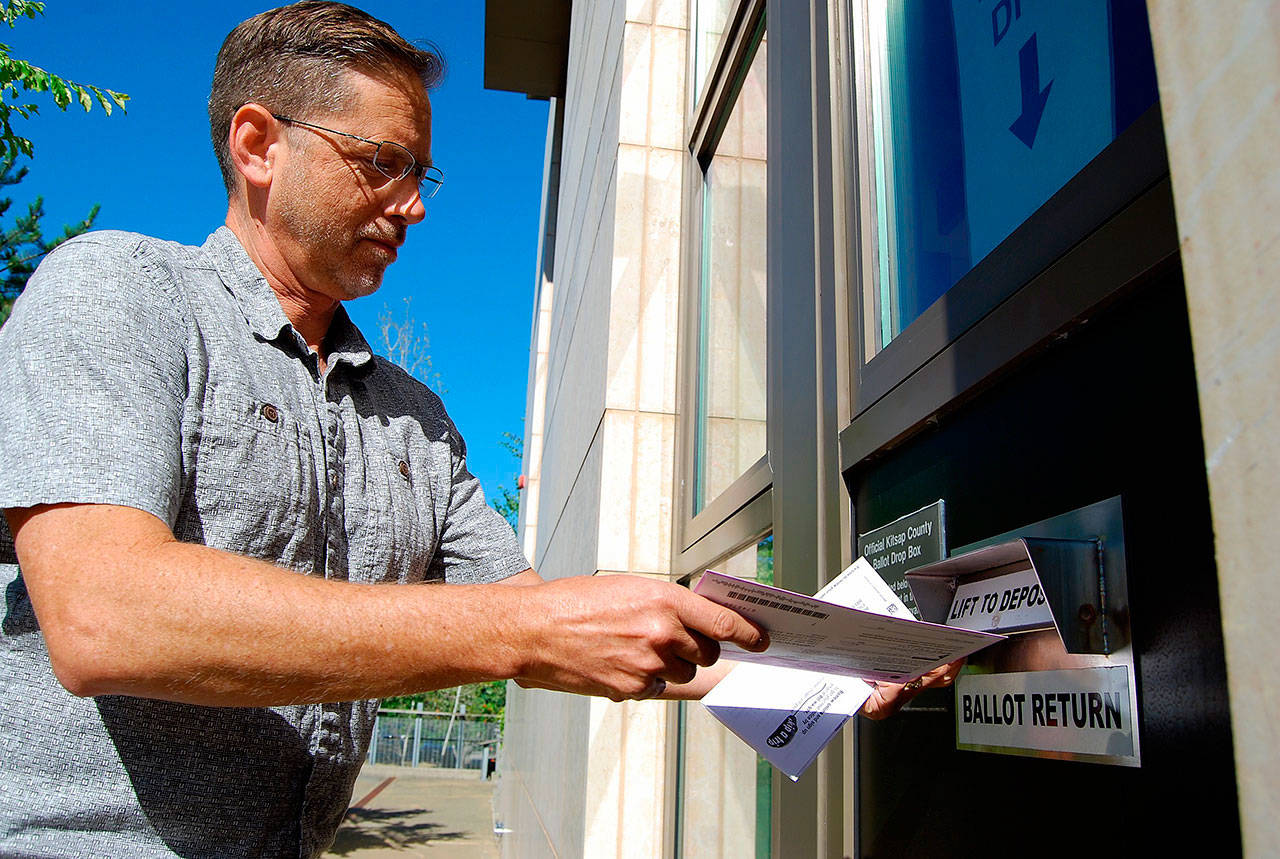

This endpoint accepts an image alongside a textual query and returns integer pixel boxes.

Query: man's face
[270,67,431,302]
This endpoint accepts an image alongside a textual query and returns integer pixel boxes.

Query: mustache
[360,225,406,248]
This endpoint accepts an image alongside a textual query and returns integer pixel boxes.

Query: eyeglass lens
[373,142,443,198]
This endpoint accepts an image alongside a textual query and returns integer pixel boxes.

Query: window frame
[674,0,771,568]
[671,1,853,855]
[669,532,776,859]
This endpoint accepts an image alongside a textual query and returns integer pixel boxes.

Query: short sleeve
[0,234,189,527]
[430,415,530,585]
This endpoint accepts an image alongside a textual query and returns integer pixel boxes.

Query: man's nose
[385,177,426,225]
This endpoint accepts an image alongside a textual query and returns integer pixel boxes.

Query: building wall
[1147,2,1280,854]
[498,1,690,855]
[496,0,1280,854]
[495,1,621,853]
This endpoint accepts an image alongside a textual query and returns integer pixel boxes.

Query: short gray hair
[208,1,443,193]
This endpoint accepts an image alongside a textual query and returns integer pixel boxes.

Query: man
[0,3,948,855]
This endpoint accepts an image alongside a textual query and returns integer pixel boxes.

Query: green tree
[491,428,522,530]
[0,0,128,160]
[0,0,129,324]
[383,682,506,718]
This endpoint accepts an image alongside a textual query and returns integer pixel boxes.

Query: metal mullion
[842,0,882,382]
[675,487,773,580]
[682,455,771,548]
[688,0,767,162]
[766,0,823,855]
[673,146,706,566]
[824,5,862,852]
[809,1,849,852]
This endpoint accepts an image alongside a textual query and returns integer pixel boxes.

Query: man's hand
[860,658,965,720]
[511,575,768,702]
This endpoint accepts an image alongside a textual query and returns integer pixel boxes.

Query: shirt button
[260,403,279,423]
[398,460,411,481]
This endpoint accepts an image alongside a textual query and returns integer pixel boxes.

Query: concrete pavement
[326,764,499,858]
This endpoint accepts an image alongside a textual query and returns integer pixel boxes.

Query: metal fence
[366,709,502,772]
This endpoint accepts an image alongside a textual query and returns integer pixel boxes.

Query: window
[675,537,774,858]
[694,0,736,95]
[693,26,768,513]
[862,0,1159,353]
[676,0,770,562]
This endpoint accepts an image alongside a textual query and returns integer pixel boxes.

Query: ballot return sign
[956,667,1139,767]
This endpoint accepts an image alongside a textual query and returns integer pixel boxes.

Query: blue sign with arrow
[1010,34,1053,148]
[950,0,1115,264]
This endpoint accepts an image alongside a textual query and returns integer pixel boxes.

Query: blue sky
[7,1,550,506]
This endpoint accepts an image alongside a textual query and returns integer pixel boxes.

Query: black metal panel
[847,267,1240,856]
[482,0,570,100]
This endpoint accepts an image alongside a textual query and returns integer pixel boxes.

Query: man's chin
[336,269,386,302]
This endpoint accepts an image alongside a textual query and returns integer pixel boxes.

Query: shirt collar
[203,226,373,371]
[204,226,293,344]
[325,306,374,371]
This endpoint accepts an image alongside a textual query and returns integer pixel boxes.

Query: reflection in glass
[865,0,1160,350]
[694,28,767,514]
[677,538,774,858]
[694,0,736,96]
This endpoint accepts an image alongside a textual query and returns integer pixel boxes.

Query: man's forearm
[13,506,531,705]
[8,503,767,707]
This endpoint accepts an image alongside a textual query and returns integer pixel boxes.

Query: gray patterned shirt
[0,227,529,857]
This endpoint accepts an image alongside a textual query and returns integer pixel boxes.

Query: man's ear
[228,103,281,190]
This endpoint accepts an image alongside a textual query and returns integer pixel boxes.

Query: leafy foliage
[491,429,522,530]
[756,534,774,585]
[0,0,129,162]
[0,1,128,324]
[383,681,506,718]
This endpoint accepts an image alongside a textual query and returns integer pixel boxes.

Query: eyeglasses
[272,114,444,199]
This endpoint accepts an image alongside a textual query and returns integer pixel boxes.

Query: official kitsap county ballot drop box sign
[904,497,1140,766]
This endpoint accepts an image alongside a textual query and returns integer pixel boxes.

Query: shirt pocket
[373,444,441,584]
[192,383,321,566]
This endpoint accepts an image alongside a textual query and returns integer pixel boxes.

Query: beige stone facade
[1148,2,1280,853]
[494,2,694,856]
[489,0,1280,854]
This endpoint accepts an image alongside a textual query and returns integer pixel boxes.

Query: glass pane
[694,0,736,96]
[694,28,767,514]
[865,0,1160,349]
[677,538,774,858]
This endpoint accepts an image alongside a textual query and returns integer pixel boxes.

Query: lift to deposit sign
[946,568,1055,633]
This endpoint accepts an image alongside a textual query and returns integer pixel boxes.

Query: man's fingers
[678,593,769,652]
[861,657,968,719]
[921,658,966,689]
[517,575,769,702]
[670,628,721,668]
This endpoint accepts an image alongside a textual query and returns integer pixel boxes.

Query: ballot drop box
[828,2,1240,852]
[905,497,1138,767]
[844,272,1240,855]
